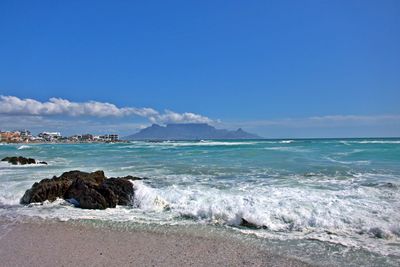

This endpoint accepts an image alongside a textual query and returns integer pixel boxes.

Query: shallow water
[1,139,399,265]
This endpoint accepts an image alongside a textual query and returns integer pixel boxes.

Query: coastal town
[0,129,121,143]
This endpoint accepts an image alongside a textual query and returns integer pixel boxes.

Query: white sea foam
[125,181,399,256]
[279,140,294,144]
[132,180,169,211]
[323,156,370,165]
[122,141,260,149]
[263,147,310,153]
[339,141,351,146]
[0,175,399,257]
[334,149,364,156]
[17,145,32,150]
[350,140,400,144]
[120,165,136,170]
[0,161,46,168]
[158,141,258,147]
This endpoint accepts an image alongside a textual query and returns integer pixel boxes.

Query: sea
[0,139,399,266]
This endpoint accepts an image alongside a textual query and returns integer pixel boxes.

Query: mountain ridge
[125,123,261,140]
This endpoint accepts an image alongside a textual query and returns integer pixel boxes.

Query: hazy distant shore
[0,218,310,267]
[0,141,129,145]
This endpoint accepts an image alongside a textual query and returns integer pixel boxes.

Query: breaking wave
[127,180,400,256]
[17,145,32,150]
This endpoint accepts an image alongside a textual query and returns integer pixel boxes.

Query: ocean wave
[263,147,310,153]
[136,182,399,232]
[127,182,400,255]
[1,178,399,257]
[0,195,21,206]
[163,141,259,147]
[339,141,351,146]
[17,145,32,150]
[120,165,136,170]
[0,161,47,168]
[279,140,294,144]
[127,140,262,147]
[132,181,170,211]
[323,156,370,165]
[350,140,400,144]
[333,149,364,156]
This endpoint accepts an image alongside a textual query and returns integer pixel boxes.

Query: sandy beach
[0,219,311,267]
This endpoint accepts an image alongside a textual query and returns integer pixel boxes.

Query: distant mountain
[125,123,261,140]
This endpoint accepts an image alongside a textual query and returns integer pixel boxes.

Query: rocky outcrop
[1,156,47,165]
[20,170,141,209]
[64,178,112,209]
[101,177,137,206]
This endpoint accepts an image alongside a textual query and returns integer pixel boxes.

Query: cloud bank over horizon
[0,95,399,137]
[0,95,213,125]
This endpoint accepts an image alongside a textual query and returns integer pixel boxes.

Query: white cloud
[1,96,398,137]
[148,110,213,124]
[0,95,213,124]
[221,114,400,129]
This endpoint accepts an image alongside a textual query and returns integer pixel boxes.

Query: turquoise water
[1,139,399,264]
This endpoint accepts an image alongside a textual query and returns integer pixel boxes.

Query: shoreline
[0,218,311,267]
[0,141,129,145]
[1,137,400,146]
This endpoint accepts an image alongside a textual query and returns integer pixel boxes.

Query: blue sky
[0,0,399,137]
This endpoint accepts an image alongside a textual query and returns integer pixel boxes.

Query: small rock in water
[1,156,47,165]
[240,218,266,229]
[383,182,397,189]
[369,227,388,239]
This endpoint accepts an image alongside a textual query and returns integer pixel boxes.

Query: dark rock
[20,177,74,204]
[2,156,39,165]
[383,182,397,189]
[20,170,139,210]
[97,184,118,208]
[65,178,110,209]
[240,218,267,229]
[59,170,107,187]
[101,178,136,206]
[369,227,388,239]
[122,175,143,181]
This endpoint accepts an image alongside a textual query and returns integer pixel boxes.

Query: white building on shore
[38,132,62,142]
[99,134,119,142]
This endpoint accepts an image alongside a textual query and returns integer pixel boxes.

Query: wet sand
[0,220,311,267]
